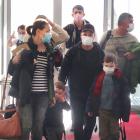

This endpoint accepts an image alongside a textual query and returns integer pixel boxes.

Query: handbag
[0,72,21,138]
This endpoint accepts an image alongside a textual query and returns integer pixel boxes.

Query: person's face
[121,17,134,32]
[81,31,94,50]
[18,28,26,41]
[38,24,50,37]
[55,87,65,101]
[18,28,26,35]
[72,9,85,22]
[36,24,50,42]
[103,62,116,68]
[103,61,116,74]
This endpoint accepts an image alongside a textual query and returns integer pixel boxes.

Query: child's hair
[55,81,65,91]
[104,53,117,64]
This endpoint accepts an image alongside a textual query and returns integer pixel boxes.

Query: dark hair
[55,81,65,91]
[17,24,25,31]
[26,15,48,36]
[72,5,84,12]
[104,53,117,64]
[118,12,133,25]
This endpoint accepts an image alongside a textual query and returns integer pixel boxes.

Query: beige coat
[12,24,69,56]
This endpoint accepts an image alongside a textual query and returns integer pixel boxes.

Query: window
[11,0,53,35]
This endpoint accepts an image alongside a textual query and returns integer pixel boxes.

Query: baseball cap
[82,23,95,33]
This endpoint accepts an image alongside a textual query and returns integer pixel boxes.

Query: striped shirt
[32,52,48,93]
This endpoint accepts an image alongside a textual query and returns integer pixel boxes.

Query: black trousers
[70,95,96,140]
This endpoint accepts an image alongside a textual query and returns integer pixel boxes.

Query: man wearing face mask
[7,24,28,47]
[59,24,104,140]
[100,12,138,72]
[61,5,96,52]
[61,4,96,133]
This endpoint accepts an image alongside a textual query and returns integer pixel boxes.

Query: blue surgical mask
[42,32,52,44]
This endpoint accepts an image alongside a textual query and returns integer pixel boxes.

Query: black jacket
[8,38,63,106]
[59,42,104,99]
[44,101,70,131]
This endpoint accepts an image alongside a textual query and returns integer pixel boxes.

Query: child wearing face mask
[86,53,131,140]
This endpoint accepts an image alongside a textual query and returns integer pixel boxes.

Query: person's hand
[49,97,56,107]
[12,54,21,64]
[45,17,55,27]
[7,32,16,47]
[11,31,15,39]
[55,93,66,102]
[124,52,135,60]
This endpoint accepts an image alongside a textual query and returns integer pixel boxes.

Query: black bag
[4,104,16,119]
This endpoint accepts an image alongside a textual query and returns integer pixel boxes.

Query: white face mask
[81,36,93,46]
[103,66,115,74]
[127,23,134,32]
[18,34,25,42]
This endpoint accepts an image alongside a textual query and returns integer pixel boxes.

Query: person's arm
[12,43,30,56]
[124,42,140,60]
[11,44,30,64]
[7,32,17,47]
[46,18,69,46]
[58,49,73,84]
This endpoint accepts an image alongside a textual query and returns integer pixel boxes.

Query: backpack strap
[101,30,112,49]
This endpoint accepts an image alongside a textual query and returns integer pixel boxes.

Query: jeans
[18,104,32,140]
[31,93,49,140]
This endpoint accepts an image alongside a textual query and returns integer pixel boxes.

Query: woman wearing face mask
[8,15,69,140]
[86,53,130,140]
[59,23,104,140]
